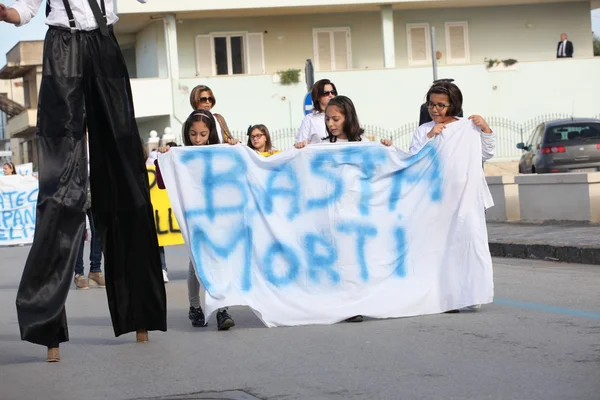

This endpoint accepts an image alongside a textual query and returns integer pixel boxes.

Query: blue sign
[303,93,312,116]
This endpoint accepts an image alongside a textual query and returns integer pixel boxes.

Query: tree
[594,33,600,57]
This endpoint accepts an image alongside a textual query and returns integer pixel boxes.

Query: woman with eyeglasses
[190,85,235,143]
[296,79,338,144]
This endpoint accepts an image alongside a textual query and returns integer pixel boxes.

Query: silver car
[517,118,600,174]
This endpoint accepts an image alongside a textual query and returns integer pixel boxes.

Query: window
[195,32,265,77]
[312,28,352,72]
[406,23,431,66]
[544,123,600,144]
[22,79,31,109]
[445,22,470,64]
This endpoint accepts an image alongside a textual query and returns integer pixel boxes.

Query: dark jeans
[75,209,102,275]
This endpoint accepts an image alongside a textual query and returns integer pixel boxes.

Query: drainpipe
[162,14,184,142]
[430,26,438,81]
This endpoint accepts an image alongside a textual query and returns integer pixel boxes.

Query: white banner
[16,162,34,176]
[158,129,494,327]
[0,175,38,246]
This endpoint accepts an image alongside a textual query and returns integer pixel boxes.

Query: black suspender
[60,0,76,31]
[45,0,107,32]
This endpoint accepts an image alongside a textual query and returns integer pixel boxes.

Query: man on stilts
[0,0,167,362]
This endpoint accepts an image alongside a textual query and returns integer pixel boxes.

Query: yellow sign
[147,166,185,247]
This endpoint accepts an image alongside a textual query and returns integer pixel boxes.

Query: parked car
[516,118,600,174]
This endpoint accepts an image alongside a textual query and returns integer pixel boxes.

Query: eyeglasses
[321,90,337,97]
[427,102,451,110]
[250,133,265,140]
[199,96,215,104]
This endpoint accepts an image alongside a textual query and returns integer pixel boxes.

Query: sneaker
[216,309,235,331]
[74,274,89,290]
[163,270,169,283]
[345,315,363,323]
[188,307,206,327]
[88,272,105,288]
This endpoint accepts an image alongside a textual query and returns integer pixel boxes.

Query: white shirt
[409,118,496,209]
[558,40,567,57]
[296,111,326,144]
[11,0,147,30]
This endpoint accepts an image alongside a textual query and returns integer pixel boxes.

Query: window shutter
[315,31,332,71]
[246,33,265,74]
[446,22,469,63]
[407,25,429,65]
[195,34,213,76]
[333,30,350,70]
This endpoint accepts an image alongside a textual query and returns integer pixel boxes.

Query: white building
[2,0,600,168]
[0,73,25,164]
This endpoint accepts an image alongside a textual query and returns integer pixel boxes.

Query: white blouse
[296,112,327,144]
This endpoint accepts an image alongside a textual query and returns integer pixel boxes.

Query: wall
[516,173,599,222]
[175,12,384,77]
[486,172,600,222]
[170,2,592,77]
[135,21,168,79]
[129,78,173,118]
[137,115,172,142]
[485,176,520,221]
[140,58,600,153]
[117,0,426,14]
[394,2,594,68]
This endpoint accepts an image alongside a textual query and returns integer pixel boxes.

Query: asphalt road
[0,245,598,400]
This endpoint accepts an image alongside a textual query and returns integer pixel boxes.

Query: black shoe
[189,306,206,327]
[444,309,460,314]
[216,309,235,331]
[345,315,364,323]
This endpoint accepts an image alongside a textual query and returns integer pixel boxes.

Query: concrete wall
[486,172,600,223]
[129,78,172,119]
[166,2,592,77]
[136,57,600,155]
[486,175,520,222]
[175,12,384,77]
[135,21,168,79]
[394,2,594,68]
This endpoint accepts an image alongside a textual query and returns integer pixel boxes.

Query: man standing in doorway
[557,33,574,58]
[0,0,167,363]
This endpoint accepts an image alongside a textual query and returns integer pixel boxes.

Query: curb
[489,241,600,265]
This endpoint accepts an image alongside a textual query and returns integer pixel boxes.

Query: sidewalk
[487,221,600,265]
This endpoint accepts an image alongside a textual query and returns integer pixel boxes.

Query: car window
[533,125,544,149]
[525,128,537,147]
[544,123,600,144]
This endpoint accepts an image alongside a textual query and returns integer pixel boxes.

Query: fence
[231,113,600,160]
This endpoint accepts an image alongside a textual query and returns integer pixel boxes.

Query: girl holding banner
[295,95,393,322]
[157,110,239,331]
[3,162,17,175]
[409,80,496,312]
[247,125,280,157]
[295,96,393,147]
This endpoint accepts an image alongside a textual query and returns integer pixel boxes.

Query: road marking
[494,298,600,320]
